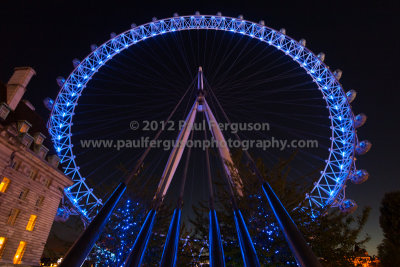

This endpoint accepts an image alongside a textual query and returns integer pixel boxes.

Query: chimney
[48,154,60,167]
[6,67,36,111]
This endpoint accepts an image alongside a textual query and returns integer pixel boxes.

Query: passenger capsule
[317,52,325,62]
[299,38,306,46]
[340,199,358,213]
[259,20,265,25]
[346,89,357,103]
[238,14,244,19]
[152,17,157,22]
[173,13,179,17]
[90,44,98,51]
[43,97,54,111]
[354,113,367,128]
[350,169,369,184]
[356,140,372,155]
[56,76,65,87]
[131,23,137,28]
[195,11,200,15]
[72,58,80,68]
[110,32,116,38]
[279,28,286,35]
[217,12,222,16]
[334,69,342,80]
[55,208,70,223]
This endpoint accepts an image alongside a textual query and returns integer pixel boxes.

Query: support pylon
[203,100,244,197]
[126,69,202,266]
[160,128,194,266]
[59,182,126,267]
[160,208,181,267]
[125,67,256,267]
[124,102,198,266]
[208,86,321,267]
[202,82,258,267]
[154,100,199,202]
[124,209,157,267]
[262,182,322,267]
[209,209,225,267]
[233,209,260,267]
[59,76,197,267]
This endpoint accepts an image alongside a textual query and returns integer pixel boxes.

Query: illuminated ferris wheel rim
[48,14,360,220]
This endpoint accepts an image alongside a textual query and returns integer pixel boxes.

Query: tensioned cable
[177,128,195,208]
[206,85,263,184]
[124,76,197,185]
[212,38,273,87]
[208,72,331,139]
[172,31,196,78]
[203,112,216,210]
[73,66,197,191]
[214,64,310,94]
[122,42,190,90]
[201,97,240,210]
[214,49,291,89]
[155,33,193,80]
[208,33,253,83]
[205,82,321,179]
[92,54,185,94]
[207,82,326,186]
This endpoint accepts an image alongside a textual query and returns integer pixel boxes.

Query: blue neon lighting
[160,208,181,266]
[48,14,357,219]
[233,209,260,267]
[209,209,225,267]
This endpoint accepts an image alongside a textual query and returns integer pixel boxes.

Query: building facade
[0,67,73,266]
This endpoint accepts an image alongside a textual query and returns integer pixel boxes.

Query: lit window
[20,124,29,133]
[17,120,31,133]
[7,209,20,225]
[26,215,37,231]
[0,177,10,193]
[0,237,7,258]
[13,241,26,264]
[35,196,45,207]
[18,188,29,200]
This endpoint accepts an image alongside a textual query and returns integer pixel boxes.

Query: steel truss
[48,14,358,222]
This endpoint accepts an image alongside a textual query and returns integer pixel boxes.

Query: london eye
[47,13,370,266]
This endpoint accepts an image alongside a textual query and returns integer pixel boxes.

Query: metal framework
[124,67,248,267]
[48,14,359,221]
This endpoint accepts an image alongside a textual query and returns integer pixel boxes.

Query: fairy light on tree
[89,198,145,266]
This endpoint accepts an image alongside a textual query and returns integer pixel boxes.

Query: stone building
[0,67,73,266]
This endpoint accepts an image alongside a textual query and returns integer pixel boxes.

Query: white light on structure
[47,14,360,218]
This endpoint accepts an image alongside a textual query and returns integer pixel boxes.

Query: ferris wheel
[47,13,370,266]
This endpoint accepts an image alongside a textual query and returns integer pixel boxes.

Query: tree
[378,191,400,266]
[88,162,193,266]
[88,197,146,266]
[191,151,370,266]
[305,207,370,266]
[87,152,370,266]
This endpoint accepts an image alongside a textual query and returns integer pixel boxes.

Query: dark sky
[1,0,399,256]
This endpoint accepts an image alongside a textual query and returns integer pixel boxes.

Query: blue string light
[49,14,357,222]
[88,199,144,266]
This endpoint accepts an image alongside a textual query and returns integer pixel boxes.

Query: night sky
[1,0,399,256]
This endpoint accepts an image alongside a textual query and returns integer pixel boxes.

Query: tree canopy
[190,151,370,266]
[378,191,400,266]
